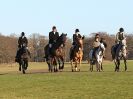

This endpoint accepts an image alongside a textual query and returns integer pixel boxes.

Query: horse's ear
[65,34,67,36]
[61,33,65,36]
[82,35,85,39]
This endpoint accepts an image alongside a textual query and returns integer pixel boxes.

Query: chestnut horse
[70,36,84,72]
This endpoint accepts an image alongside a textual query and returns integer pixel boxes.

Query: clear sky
[0,0,133,37]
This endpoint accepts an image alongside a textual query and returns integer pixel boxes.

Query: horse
[18,46,31,74]
[111,39,127,72]
[44,33,67,72]
[89,43,106,72]
[70,36,84,72]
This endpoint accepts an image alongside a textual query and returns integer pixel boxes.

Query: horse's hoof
[25,67,27,70]
[125,68,127,71]
[75,68,78,71]
[22,70,25,74]
[56,69,58,72]
[51,69,53,72]
[72,69,74,72]
[48,69,50,72]
[79,69,80,72]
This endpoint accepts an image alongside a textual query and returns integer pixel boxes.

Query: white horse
[89,43,105,72]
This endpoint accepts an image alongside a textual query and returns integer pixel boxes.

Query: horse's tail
[111,45,115,60]
[44,44,49,60]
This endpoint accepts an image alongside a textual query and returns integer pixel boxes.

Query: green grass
[0,60,133,99]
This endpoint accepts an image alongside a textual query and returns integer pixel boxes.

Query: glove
[54,40,56,43]
[61,44,64,47]
[49,44,52,48]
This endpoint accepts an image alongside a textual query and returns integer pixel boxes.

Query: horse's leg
[53,57,57,72]
[75,59,78,72]
[96,62,98,72]
[123,56,127,71]
[47,61,50,72]
[60,56,64,70]
[116,59,120,72]
[101,63,103,71]
[55,57,58,72]
[71,60,74,72]
[90,64,93,72]
[25,60,28,70]
[23,60,26,70]
[90,60,93,72]
[58,58,61,70]
[50,58,53,72]
[78,57,82,72]
[97,61,100,72]
[21,60,25,74]
[19,62,21,71]
[97,62,100,72]
[114,59,118,72]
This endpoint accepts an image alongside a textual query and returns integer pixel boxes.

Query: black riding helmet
[119,28,124,32]
[21,32,25,36]
[75,29,80,33]
[52,26,56,30]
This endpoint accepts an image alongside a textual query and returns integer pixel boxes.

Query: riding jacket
[49,31,59,44]
[18,36,28,48]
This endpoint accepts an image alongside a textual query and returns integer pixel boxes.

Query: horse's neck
[53,39,62,49]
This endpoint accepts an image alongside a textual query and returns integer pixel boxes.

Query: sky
[0,0,133,38]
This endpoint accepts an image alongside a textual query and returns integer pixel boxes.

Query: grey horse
[111,39,127,72]
[89,43,106,72]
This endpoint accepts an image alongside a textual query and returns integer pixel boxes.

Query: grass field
[0,60,133,99]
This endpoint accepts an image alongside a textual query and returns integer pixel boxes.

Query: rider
[48,26,59,55]
[72,29,82,47]
[115,27,127,53]
[15,32,28,62]
[116,28,126,44]
[92,34,101,59]
[70,29,82,58]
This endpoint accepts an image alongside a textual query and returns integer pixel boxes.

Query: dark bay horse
[111,39,127,72]
[18,46,31,74]
[45,33,67,72]
[70,36,84,72]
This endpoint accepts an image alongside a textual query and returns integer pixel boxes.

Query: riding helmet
[119,28,124,32]
[21,32,25,36]
[75,29,80,33]
[52,26,56,30]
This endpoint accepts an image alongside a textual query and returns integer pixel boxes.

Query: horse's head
[21,46,27,53]
[77,36,84,49]
[99,43,106,52]
[59,33,67,45]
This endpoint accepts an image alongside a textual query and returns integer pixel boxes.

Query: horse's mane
[52,34,64,49]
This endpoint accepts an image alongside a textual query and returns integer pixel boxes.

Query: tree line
[0,32,133,63]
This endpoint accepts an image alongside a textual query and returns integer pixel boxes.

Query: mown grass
[0,60,133,99]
